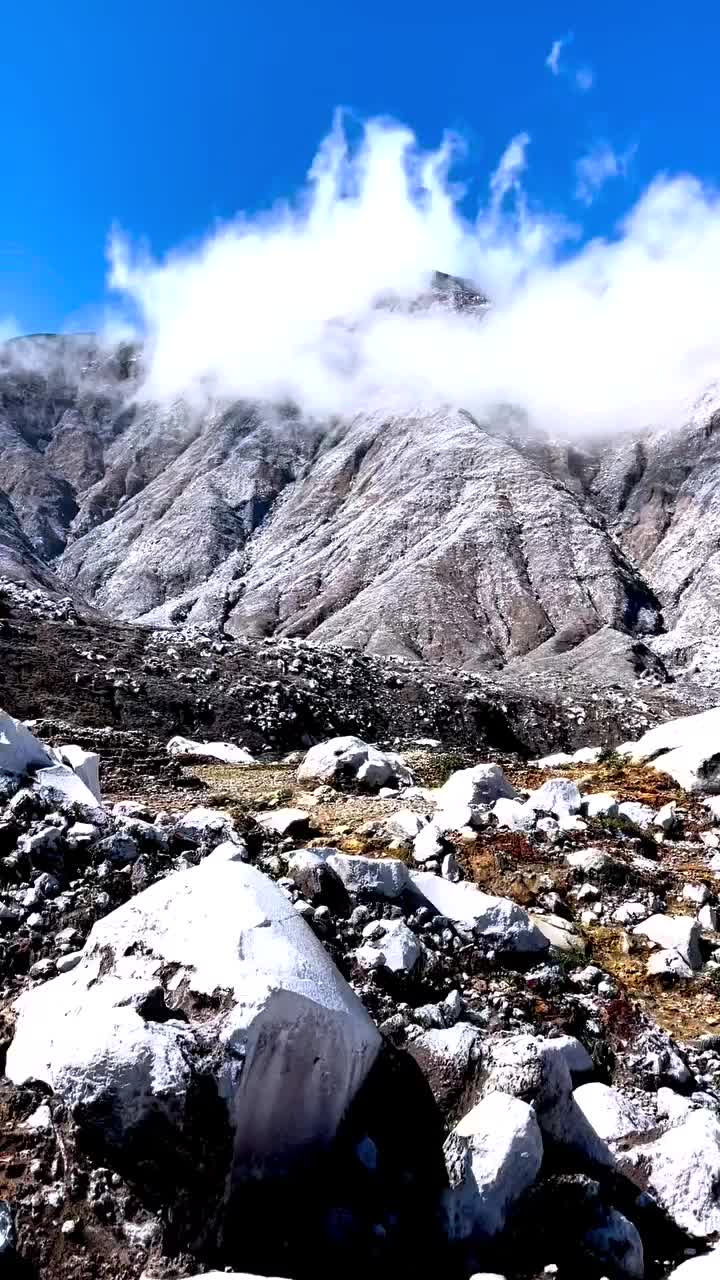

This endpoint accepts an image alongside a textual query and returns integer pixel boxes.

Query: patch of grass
[404,748,474,789]
[585,922,720,1041]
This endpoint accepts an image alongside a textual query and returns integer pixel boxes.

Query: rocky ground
[1,617,720,1278]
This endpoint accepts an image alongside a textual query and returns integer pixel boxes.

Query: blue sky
[2,0,720,335]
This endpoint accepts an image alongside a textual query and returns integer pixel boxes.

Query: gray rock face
[4,333,720,685]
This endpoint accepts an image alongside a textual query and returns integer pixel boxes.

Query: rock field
[2,577,720,1279]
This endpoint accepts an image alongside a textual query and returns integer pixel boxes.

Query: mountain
[1,303,720,688]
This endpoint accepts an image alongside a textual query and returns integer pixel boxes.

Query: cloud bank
[109,116,720,439]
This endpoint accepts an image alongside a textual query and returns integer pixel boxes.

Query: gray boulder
[298,736,412,790]
[412,873,548,953]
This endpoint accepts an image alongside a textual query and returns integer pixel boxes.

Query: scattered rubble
[1,700,720,1279]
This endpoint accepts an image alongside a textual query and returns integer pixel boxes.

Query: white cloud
[545,37,566,75]
[575,66,594,92]
[545,33,594,92]
[109,116,720,440]
[490,132,530,212]
[575,142,636,204]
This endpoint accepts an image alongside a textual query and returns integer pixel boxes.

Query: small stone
[61,1219,78,1237]
[442,851,462,882]
[655,801,678,832]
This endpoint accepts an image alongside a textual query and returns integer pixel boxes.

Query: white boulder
[181,1273,290,1279]
[566,848,624,879]
[355,919,423,975]
[435,763,515,809]
[325,853,409,899]
[0,710,53,776]
[6,857,381,1182]
[633,914,702,970]
[655,800,679,832]
[573,1083,655,1145]
[492,798,535,832]
[619,707,720,793]
[255,808,310,836]
[174,805,237,846]
[698,904,719,932]
[541,1035,593,1077]
[385,809,427,841]
[621,1110,720,1237]
[58,745,101,802]
[525,778,582,817]
[530,914,587,955]
[443,1092,543,1240]
[413,823,446,863]
[583,792,619,818]
[166,736,255,765]
[35,764,102,810]
[647,949,695,980]
[484,1035,613,1168]
[412,874,548,953]
[534,747,601,768]
[666,1247,720,1278]
[618,801,655,828]
[297,736,412,790]
[704,796,720,823]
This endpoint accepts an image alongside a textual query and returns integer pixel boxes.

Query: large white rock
[179,1274,289,1279]
[166,736,255,765]
[483,1035,613,1168]
[325,852,409,899]
[573,1083,655,1145]
[411,874,548,953]
[619,708,720,793]
[666,1247,720,1278]
[621,1110,720,1238]
[443,1092,543,1241]
[174,805,237,846]
[633,913,702,970]
[530,913,587,955]
[0,710,54,776]
[255,808,310,836]
[384,809,427,841]
[6,856,381,1181]
[413,822,446,863]
[435,763,515,809]
[35,764,102,810]
[355,919,423,975]
[297,736,412,789]
[534,747,601,768]
[492,797,535,832]
[525,778,582,817]
[583,792,619,819]
[618,800,655,828]
[59,745,101,802]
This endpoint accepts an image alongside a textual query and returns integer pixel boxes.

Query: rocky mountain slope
[2,318,720,685]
